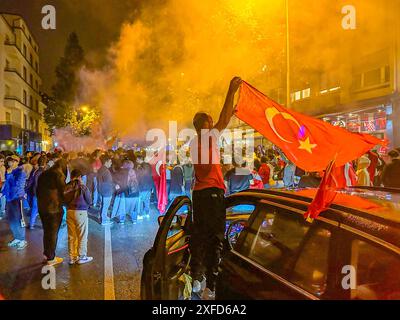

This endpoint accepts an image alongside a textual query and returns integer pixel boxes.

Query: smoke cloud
[76,0,396,144]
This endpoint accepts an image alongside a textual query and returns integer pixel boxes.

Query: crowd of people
[0,143,399,265]
[0,77,399,301]
[0,148,181,266]
[222,145,400,195]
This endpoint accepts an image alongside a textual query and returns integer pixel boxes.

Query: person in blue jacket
[3,155,28,250]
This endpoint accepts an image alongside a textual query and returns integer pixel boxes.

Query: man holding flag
[189,77,242,300]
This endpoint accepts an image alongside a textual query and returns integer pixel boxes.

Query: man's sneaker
[201,288,216,300]
[77,256,93,265]
[16,240,28,250]
[47,257,64,266]
[119,220,125,225]
[101,220,114,226]
[69,257,79,265]
[192,276,206,294]
[137,215,144,220]
[7,239,20,247]
[145,214,150,219]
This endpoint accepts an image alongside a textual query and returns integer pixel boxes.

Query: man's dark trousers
[39,210,63,260]
[190,187,225,291]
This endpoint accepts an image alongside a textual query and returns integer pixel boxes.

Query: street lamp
[285,0,291,108]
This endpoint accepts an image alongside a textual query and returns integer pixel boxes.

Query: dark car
[141,187,400,300]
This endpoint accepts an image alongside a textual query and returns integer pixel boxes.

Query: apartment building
[229,0,400,152]
[0,13,47,153]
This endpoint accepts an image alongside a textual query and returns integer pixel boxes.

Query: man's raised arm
[214,77,242,131]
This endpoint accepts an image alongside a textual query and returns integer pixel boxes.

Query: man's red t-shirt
[190,130,225,191]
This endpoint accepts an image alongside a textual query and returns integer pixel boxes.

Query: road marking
[104,225,115,300]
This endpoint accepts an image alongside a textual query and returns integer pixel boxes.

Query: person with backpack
[169,162,185,204]
[25,155,47,229]
[97,155,115,226]
[136,156,154,219]
[122,160,140,224]
[182,157,194,198]
[64,169,93,265]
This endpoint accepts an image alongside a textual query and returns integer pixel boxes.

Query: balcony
[4,67,41,95]
[4,40,41,78]
[4,95,42,115]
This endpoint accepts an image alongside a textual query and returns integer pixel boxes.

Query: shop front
[321,104,392,155]
[0,124,43,155]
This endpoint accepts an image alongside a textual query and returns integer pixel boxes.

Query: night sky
[0,0,142,93]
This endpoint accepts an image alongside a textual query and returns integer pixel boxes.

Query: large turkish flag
[235,82,385,172]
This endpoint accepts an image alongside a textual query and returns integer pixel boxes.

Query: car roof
[233,188,400,249]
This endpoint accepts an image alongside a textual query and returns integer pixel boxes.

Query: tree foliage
[44,32,85,131]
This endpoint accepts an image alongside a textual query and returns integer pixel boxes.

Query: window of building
[353,66,390,91]
[23,44,27,57]
[30,95,33,108]
[36,80,39,90]
[30,53,33,65]
[4,35,10,44]
[35,62,38,72]
[30,74,33,86]
[23,90,27,104]
[35,100,39,112]
[302,88,311,99]
[5,112,11,123]
[5,84,10,96]
[5,59,10,69]
[35,119,39,133]
[29,117,33,130]
[23,66,27,80]
[291,88,311,102]
[350,240,400,300]
[23,114,27,129]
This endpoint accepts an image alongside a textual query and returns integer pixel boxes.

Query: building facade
[0,13,47,154]
[229,0,400,153]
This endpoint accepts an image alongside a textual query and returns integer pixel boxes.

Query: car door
[141,196,192,300]
[218,200,338,300]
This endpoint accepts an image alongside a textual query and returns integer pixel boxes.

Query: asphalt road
[0,206,159,300]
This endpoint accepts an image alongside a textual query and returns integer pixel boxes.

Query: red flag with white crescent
[235,82,386,172]
[235,82,386,219]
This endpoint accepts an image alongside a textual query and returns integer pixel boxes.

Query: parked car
[141,187,400,300]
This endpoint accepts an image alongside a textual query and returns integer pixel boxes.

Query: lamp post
[285,0,291,108]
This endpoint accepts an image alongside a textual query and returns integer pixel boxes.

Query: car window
[290,227,331,297]
[350,240,400,300]
[237,204,311,278]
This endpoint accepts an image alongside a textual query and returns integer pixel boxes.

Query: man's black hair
[388,149,400,159]
[100,154,112,165]
[193,112,209,132]
[71,169,82,179]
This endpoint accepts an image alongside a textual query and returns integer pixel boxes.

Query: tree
[68,105,101,136]
[44,32,85,130]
